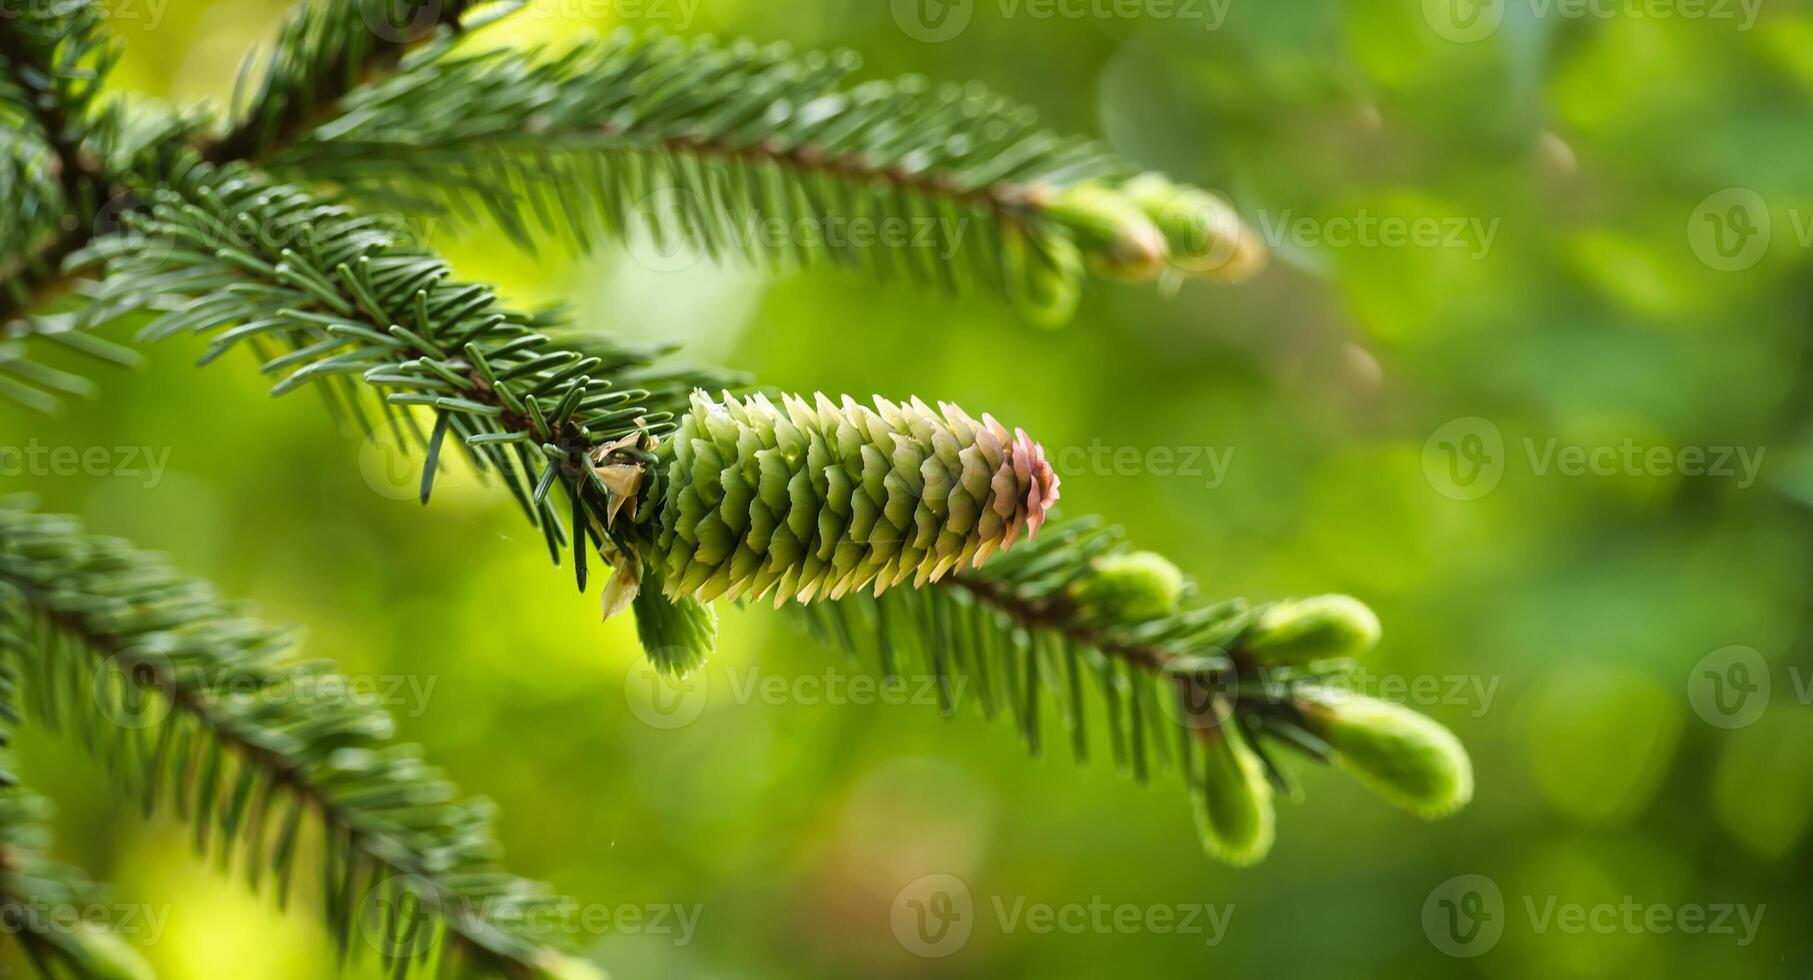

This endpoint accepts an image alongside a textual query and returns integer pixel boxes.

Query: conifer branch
[0,4,182,414]
[792,515,1470,863]
[0,8,111,212]
[0,502,595,979]
[2,0,486,414]
[87,159,730,610]
[0,4,116,329]
[0,126,72,355]
[75,166,1469,862]
[206,0,500,165]
[271,30,1266,324]
[1,4,1473,875]
[0,647,154,979]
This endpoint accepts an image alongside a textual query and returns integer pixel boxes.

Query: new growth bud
[1069,550,1185,621]
[1193,704,1276,866]
[1242,595,1380,665]
[1046,182,1169,282]
[633,576,718,677]
[1296,690,1473,818]
[1122,173,1267,281]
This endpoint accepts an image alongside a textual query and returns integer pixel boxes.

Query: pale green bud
[1193,710,1276,866]
[1297,690,1473,818]
[1242,595,1380,665]
[1121,173,1266,281]
[1045,182,1169,282]
[1069,551,1185,621]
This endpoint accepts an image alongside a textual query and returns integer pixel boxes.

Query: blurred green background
[6,0,1813,976]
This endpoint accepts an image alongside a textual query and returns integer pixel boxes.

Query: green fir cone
[656,390,1060,607]
[1193,701,1276,866]
[1295,689,1473,819]
[1069,550,1185,621]
[1241,594,1381,665]
[1121,173,1268,281]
